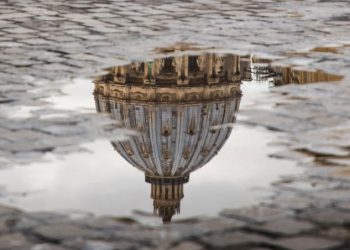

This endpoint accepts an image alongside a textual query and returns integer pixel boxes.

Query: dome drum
[93,83,241,104]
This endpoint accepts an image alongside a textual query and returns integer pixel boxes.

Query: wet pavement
[1,0,350,249]
[0,54,307,222]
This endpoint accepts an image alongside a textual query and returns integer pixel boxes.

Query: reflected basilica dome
[93,52,242,223]
[93,49,343,223]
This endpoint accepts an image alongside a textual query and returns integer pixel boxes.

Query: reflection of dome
[95,98,240,177]
[94,95,240,222]
[94,53,242,222]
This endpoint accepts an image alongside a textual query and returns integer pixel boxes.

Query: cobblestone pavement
[1,0,350,249]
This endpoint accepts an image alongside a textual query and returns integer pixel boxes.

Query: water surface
[0,51,341,223]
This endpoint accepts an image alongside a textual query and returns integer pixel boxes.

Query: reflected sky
[0,118,300,222]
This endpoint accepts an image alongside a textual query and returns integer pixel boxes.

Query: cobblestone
[1,0,350,249]
[199,231,272,248]
[0,233,31,250]
[0,204,21,216]
[220,206,291,224]
[32,224,103,242]
[31,244,71,250]
[336,201,350,210]
[266,193,324,211]
[274,236,341,250]
[252,218,315,236]
[169,242,204,250]
[64,239,140,250]
[300,208,350,226]
[171,217,245,237]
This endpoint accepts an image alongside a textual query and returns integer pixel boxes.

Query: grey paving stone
[171,217,245,237]
[300,208,350,225]
[299,145,349,157]
[324,158,350,167]
[83,240,115,250]
[82,216,137,230]
[199,231,271,248]
[0,13,32,19]
[269,196,327,211]
[64,238,141,250]
[35,125,85,136]
[269,150,312,161]
[0,141,53,153]
[0,204,21,216]
[244,113,318,133]
[319,227,350,240]
[253,218,315,236]
[220,206,290,224]
[336,200,350,210]
[273,236,341,250]
[169,241,204,250]
[293,123,350,149]
[247,248,273,250]
[0,217,11,233]
[23,39,50,45]
[112,228,162,243]
[310,115,350,127]
[0,233,31,250]
[0,130,45,142]
[309,189,350,202]
[282,176,345,191]
[31,244,71,250]
[13,212,70,230]
[32,224,103,241]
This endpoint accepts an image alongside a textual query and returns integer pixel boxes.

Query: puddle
[0,128,300,223]
[0,50,343,224]
[0,105,41,119]
[43,78,96,113]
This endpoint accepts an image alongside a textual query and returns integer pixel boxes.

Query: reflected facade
[249,56,343,85]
